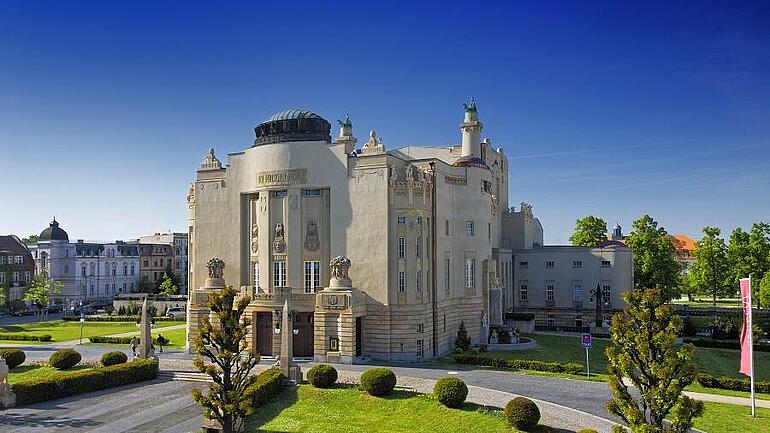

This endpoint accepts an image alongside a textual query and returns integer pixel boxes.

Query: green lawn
[473,333,770,381]
[0,320,179,344]
[244,385,526,433]
[7,364,92,384]
[672,297,741,308]
[693,402,770,433]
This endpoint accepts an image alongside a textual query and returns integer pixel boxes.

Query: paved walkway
[55,324,186,346]
[684,390,770,408]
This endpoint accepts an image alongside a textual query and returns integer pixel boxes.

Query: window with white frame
[575,316,583,329]
[416,271,422,292]
[601,260,611,267]
[130,263,135,275]
[547,314,555,327]
[546,281,554,301]
[397,237,405,258]
[572,260,582,268]
[465,259,475,288]
[519,261,528,268]
[546,261,554,268]
[465,221,474,236]
[416,237,421,258]
[397,216,406,224]
[573,282,583,301]
[253,262,260,289]
[82,265,87,277]
[417,339,424,358]
[273,261,287,288]
[304,261,320,293]
[519,282,528,301]
[398,271,405,292]
[602,284,611,303]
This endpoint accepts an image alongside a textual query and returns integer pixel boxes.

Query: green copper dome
[254,108,331,146]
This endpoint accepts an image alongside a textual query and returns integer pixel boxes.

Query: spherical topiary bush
[101,350,129,367]
[433,376,469,408]
[360,367,397,396]
[0,348,26,369]
[577,429,598,433]
[307,364,338,388]
[49,348,82,370]
[504,397,541,430]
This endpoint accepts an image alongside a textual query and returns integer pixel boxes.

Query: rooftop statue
[337,114,352,128]
[462,97,477,113]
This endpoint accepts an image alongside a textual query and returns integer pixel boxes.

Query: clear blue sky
[2,1,768,244]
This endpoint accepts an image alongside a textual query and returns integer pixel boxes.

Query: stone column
[138,298,153,359]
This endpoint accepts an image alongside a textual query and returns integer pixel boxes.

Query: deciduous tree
[23,274,62,313]
[624,215,681,300]
[691,227,731,306]
[158,272,179,297]
[759,272,770,310]
[606,288,704,432]
[191,286,260,433]
[569,216,608,247]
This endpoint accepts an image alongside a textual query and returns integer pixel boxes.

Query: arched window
[123,262,128,275]
[112,262,117,276]
[130,262,135,275]
[81,265,87,277]
[90,262,95,276]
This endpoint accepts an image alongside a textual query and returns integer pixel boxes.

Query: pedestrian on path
[156,334,166,353]
[130,336,138,356]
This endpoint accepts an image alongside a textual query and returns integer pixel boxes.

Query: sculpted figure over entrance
[329,256,352,288]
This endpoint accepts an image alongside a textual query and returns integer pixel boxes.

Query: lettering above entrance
[321,293,349,310]
[256,169,308,187]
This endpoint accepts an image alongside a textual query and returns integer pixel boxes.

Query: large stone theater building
[186,101,631,363]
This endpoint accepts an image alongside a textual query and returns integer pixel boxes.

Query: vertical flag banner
[739,278,753,376]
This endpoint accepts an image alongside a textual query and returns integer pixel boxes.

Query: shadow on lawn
[243,385,300,432]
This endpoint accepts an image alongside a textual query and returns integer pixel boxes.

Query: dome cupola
[253,109,332,146]
[39,218,69,242]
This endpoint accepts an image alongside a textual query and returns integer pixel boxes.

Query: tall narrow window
[465,221,474,236]
[304,261,321,293]
[273,261,287,288]
[416,340,424,358]
[465,259,475,288]
[131,263,135,275]
[602,284,611,303]
[445,258,451,292]
[416,271,422,292]
[254,262,260,289]
[519,282,528,301]
[546,282,555,301]
[398,271,405,292]
[123,263,128,275]
[573,282,583,302]
[415,237,421,258]
[445,220,450,236]
[397,216,406,224]
[397,237,405,258]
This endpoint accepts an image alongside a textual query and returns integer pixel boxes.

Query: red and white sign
[739,278,753,377]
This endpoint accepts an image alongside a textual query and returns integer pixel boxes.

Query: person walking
[130,336,138,356]
[156,333,165,353]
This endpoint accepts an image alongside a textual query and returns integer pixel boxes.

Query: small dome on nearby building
[453,155,489,169]
[39,218,69,242]
[254,109,332,146]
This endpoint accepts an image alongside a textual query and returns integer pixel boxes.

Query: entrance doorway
[293,312,314,357]
[255,312,273,356]
[355,316,362,356]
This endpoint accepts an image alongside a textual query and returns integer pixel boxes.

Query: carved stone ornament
[389,165,398,186]
[405,164,414,181]
[200,148,223,170]
[186,183,195,207]
[273,222,286,253]
[305,220,319,251]
[206,258,225,279]
[329,256,352,289]
[251,224,259,253]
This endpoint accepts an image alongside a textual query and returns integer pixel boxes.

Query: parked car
[166,307,187,319]
[13,306,40,316]
[46,304,63,313]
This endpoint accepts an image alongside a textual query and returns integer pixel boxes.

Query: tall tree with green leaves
[191,285,261,433]
[691,226,731,306]
[727,227,752,291]
[158,272,179,296]
[748,223,770,307]
[569,216,608,247]
[624,215,681,300]
[21,235,38,245]
[760,272,770,311]
[23,274,62,312]
[606,288,704,432]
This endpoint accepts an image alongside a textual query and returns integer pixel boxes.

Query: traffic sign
[582,333,592,349]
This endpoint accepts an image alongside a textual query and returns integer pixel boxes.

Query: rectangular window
[465,259,475,288]
[519,261,528,268]
[573,261,582,268]
[417,323,423,333]
[445,258,451,291]
[546,282,554,301]
[445,220,450,236]
[416,271,422,292]
[397,216,406,224]
[575,316,583,329]
[273,261,287,287]
[254,262,260,289]
[12,272,19,283]
[520,282,528,301]
[547,314,555,327]
[274,190,287,198]
[416,237,421,258]
[546,261,554,268]
[417,339,424,358]
[417,217,422,225]
[601,260,611,267]
[24,271,31,283]
[602,284,611,303]
[398,271,405,292]
[574,282,583,301]
[304,189,321,196]
[465,221,474,236]
[398,237,406,258]
[304,261,321,293]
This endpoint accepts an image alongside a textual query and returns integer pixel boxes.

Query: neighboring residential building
[670,234,697,272]
[187,103,634,362]
[0,235,35,302]
[138,232,188,293]
[74,240,140,302]
[137,243,174,289]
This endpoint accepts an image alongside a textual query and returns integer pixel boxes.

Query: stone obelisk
[138,298,153,359]
[279,299,302,382]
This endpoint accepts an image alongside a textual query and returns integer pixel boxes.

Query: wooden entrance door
[355,316,362,356]
[293,312,314,357]
[255,312,273,356]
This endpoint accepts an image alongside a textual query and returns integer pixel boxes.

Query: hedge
[696,373,770,394]
[0,333,53,342]
[12,359,159,405]
[62,316,185,322]
[89,336,158,344]
[246,368,284,407]
[453,354,583,375]
[683,338,770,353]
[0,348,26,369]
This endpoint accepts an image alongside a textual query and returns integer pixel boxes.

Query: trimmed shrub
[696,373,770,394]
[453,354,583,375]
[504,397,541,430]
[12,359,159,406]
[307,364,338,388]
[577,429,598,433]
[0,348,26,369]
[433,377,468,408]
[101,351,129,366]
[49,349,82,370]
[360,367,397,396]
[89,336,158,344]
[0,333,53,342]
[246,368,284,407]
[63,316,184,322]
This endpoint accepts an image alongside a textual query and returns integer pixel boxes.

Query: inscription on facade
[321,293,349,310]
[256,169,307,186]
[444,175,467,185]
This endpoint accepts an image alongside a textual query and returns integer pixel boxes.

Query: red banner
[740,278,753,377]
